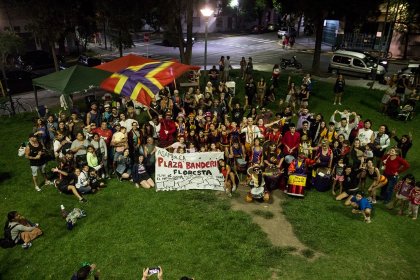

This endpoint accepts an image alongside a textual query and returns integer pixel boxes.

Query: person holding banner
[218,159,238,197]
[133,155,155,189]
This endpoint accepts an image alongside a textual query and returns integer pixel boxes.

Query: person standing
[244,77,256,107]
[245,57,253,82]
[333,74,345,105]
[240,57,246,80]
[223,56,232,82]
[382,148,410,204]
[25,133,50,191]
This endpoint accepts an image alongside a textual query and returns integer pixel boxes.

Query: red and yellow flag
[100,61,198,106]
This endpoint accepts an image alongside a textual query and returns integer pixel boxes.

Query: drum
[250,186,265,199]
[264,167,282,191]
[287,174,307,197]
[235,158,247,173]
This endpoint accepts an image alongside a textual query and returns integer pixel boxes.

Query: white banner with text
[155,148,225,191]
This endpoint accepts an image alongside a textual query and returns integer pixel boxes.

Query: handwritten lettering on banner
[155,148,225,191]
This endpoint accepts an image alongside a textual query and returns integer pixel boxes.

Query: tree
[19,0,70,71]
[143,0,197,64]
[95,0,140,57]
[0,31,22,115]
[282,0,382,74]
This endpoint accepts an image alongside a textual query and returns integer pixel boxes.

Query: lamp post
[200,7,214,76]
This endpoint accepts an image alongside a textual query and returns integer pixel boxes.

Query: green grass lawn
[0,71,419,279]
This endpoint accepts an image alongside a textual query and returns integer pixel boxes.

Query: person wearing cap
[159,111,176,148]
[282,123,300,157]
[25,133,50,191]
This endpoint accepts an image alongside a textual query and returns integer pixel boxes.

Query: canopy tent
[100,57,200,106]
[32,65,111,107]
[95,54,157,73]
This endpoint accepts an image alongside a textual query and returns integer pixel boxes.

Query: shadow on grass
[0,172,11,184]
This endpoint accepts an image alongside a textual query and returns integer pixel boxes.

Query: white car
[277,27,296,38]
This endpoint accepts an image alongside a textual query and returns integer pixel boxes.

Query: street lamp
[200,7,214,76]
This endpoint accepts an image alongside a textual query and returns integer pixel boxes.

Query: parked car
[162,33,195,47]
[328,50,386,80]
[16,50,56,72]
[339,48,389,71]
[277,26,296,38]
[0,69,39,95]
[251,25,265,34]
[397,63,420,87]
[78,55,102,67]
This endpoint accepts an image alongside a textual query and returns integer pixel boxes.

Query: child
[408,182,420,220]
[331,158,345,196]
[71,263,100,280]
[88,169,106,191]
[75,166,93,194]
[350,192,373,223]
[393,174,415,215]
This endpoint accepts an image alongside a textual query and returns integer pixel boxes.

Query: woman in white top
[357,119,374,146]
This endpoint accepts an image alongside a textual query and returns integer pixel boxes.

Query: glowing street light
[200,7,214,75]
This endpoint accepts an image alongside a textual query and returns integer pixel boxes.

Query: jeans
[384,175,398,203]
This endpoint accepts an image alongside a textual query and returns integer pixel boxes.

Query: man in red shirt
[93,121,113,146]
[159,112,176,148]
[282,123,300,157]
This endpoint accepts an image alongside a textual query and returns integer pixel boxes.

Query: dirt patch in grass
[228,184,322,260]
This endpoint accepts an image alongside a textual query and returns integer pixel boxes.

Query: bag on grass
[0,223,19,249]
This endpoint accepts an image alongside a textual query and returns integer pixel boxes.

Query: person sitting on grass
[88,168,106,191]
[52,167,87,203]
[6,211,43,249]
[75,166,94,194]
[336,166,359,204]
[71,263,100,280]
[350,192,373,223]
[218,158,238,197]
[132,155,155,189]
[115,148,132,181]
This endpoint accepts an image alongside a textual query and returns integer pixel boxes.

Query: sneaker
[135,183,140,188]
[371,199,377,204]
[44,180,52,186]
[333,102,336,105]
[232,185,237,192]
[339,103,342,105]
[22,242,32,249]
[365,217,372,224]
[79,198,87,203]
[35,186,41,192]
[352,209,361,214]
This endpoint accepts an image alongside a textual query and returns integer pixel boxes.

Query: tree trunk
[1,56,15,115]
[402,24,410,60]
[297,13,303,37]
[103,19,108,51]
[311,16,324,74]
[184,0,193,65]
[118,29,123,57]
[51,44,59,72]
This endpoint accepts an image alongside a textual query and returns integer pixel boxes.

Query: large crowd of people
[3,57,419,278]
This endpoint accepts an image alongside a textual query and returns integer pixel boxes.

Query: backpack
[0,223,19,249]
